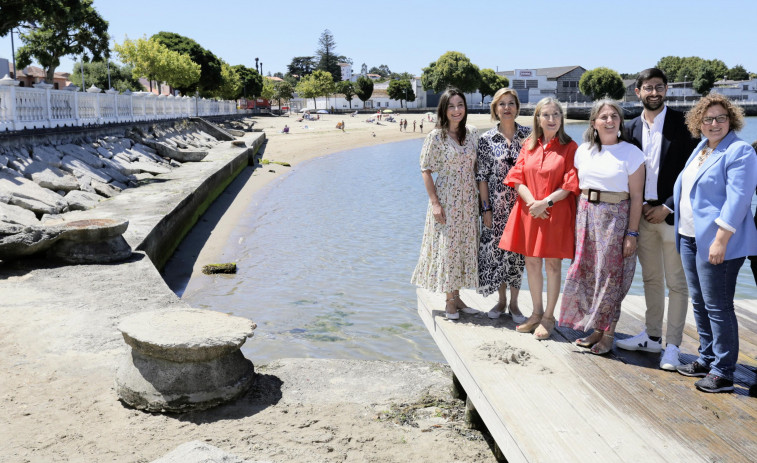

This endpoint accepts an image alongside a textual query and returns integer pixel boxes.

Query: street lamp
[255,57,259,73]
[9,27,18,80]
[684,75,687,104]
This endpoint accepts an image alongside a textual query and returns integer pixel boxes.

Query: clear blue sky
[2,0,756,79]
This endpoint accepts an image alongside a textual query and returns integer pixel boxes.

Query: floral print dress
[476,123,531,296]
[411,127,480,293]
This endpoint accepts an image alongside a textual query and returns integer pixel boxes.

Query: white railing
[0,78,241,132]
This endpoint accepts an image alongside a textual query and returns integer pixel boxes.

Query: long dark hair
[436,87,468,144]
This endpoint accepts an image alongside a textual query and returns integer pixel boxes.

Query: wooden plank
[419,288,757,463]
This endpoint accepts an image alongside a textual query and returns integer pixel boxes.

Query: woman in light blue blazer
[673,94,757,393]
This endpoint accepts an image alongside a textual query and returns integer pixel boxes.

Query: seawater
[176,118,757,363]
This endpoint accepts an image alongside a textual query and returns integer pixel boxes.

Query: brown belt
[581,189,630,204]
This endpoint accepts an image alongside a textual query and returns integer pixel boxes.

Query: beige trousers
[637,219,689,346]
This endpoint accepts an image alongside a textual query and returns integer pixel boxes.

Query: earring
[617,130,622,138]
[594,129,598,138]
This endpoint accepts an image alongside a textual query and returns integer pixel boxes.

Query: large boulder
[0,169,68,215]
[0,202,39,226]
[57,144,104,168]
[32,145,64,167]
[64,190,102,211]
[16,160,79,192]
[61,156,112,184]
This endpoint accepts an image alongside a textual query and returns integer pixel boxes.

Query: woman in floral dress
[411,88,479,320]
[477,89,530,324]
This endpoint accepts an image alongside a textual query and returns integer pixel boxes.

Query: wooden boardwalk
[417,289,757,463]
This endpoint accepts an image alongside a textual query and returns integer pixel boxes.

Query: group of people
[398,119,422,132]
[411,68,757,394]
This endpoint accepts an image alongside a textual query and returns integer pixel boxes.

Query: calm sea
[171,118,757,363]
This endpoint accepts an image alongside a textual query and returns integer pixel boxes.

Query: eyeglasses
[702,114,729,125]
[641,84,666,93]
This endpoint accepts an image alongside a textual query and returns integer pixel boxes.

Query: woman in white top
[558,99,645,355]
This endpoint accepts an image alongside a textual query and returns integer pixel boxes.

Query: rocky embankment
[0,118,254,260]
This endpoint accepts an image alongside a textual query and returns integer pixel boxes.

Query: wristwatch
[547,199,554,207]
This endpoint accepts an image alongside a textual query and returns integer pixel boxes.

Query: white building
[338,63,352,82]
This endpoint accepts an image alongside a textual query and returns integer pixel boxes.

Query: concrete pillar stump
[116,308,257,413]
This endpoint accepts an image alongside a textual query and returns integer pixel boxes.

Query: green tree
[287,56,316,78]
[693,68,716,95]
[387,79,415,108]
[656,56,730,83]
[421,51,481,93]
[151,31,221,97]
[273,80,294,113]
[295,70,335,109]
[261,77,275,101]
[369,65,391,78]
[12,0,109,84]
[478,68,509,104]
[231,65,263,99]
[389,71,414,81]
[114,36,200,94]
[337,80,356,109]
[210,61,241,100]
[728,64,749,81]
[315,29,342,82]
[355,75,374,108]
[578,67,625,100]
[69,60,142,92]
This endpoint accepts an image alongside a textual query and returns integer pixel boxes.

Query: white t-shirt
[574,141,646,192]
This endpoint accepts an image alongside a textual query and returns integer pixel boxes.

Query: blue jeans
[679,236,744,380]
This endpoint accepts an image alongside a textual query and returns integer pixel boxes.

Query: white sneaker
[615,330,663,353]
[460,307,479,314]
[660,344,681,371]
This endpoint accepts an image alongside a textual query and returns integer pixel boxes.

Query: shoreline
[175,113,528,291]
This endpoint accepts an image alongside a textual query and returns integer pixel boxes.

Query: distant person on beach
[400,119,404,132]
[282,125,289,134]
[558,99,645,355]
[341,120,345,132]
[404,119,408,131]
[413,120,417,132]
[617,68,699,371]
[420,120,424,133]
[411,88,480,320]
[477,88,531,325]
[673,94,757,393]
[499,97,579,340]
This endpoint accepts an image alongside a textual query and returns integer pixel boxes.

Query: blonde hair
[526,97,571,151]
[489,88,520,122]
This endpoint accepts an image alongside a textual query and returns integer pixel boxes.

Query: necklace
[696,147,713,167]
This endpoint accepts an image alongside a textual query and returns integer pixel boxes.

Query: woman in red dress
[499,98,579,340]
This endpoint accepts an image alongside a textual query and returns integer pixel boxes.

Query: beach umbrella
[316,109,329,114]
[300,108,310,113]
[382,109,393,113]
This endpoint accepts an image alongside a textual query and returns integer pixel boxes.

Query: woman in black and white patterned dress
[477,88,531,323]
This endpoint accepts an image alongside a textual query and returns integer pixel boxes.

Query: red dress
[499,137,579,259]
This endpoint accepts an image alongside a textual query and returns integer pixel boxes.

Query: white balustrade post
[0,74,20,131]
[107,88,117,122]
[33,81,53,128]
[87,85,102,124]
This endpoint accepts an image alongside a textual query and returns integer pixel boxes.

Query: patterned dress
[476,123,531,296]
[411,127,480,293]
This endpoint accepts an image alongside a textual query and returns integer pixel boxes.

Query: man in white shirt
[620,68,699,370]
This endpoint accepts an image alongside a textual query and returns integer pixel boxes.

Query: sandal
[576,331,604,349]
[534,316,555,340]
[590,334,614,355]
[516,313,543,333]
[445,297,459,320]
[487,303,506,319]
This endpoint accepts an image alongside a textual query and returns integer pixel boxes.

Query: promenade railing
[0,78,240,132]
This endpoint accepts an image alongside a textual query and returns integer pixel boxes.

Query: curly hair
[685,93,744,138]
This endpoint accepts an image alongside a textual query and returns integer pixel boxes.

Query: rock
[102,156,141,176]
[45,218,132,263]
[202,263,237,274]
[20,162,80,192]
[0,222,63,258]
[131,161,172,175]
[153,141,208,162]
[0,169,68,214]
[95,145,113,159]
[31,145,63,167]
[0,154,8,167]
[57,144,104,168]
[0,202,39,226]
[231,140,246,147]
[151,441,266,463]
[116,308,257,413]
[64,190,102,210]
[61,156,112,184]
[91,179,120,198]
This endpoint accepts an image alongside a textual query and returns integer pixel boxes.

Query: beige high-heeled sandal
[516,312,543,333]
[534,316,555,340]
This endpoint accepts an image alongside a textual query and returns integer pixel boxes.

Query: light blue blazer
[674,130,757,261]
